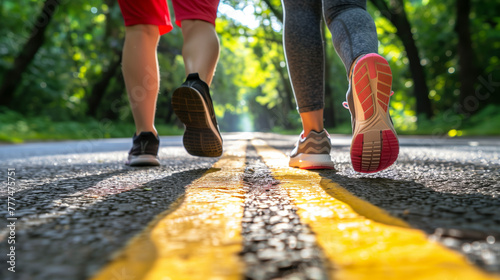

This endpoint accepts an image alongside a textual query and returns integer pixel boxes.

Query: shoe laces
[342,101,349,109]
[342,91,394,109]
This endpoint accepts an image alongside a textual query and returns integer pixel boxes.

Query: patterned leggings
[282,0,378,112]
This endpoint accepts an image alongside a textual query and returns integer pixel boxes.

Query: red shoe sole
[350,54,399,173]
[351,130,399,173]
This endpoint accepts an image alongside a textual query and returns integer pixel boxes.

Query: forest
[0,0,499,143]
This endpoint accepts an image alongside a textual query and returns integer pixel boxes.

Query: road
[0,133,499,280]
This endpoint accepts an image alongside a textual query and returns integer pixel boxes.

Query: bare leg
[180,20,220,85]
[300,110,324,136]
[122,24,160,136]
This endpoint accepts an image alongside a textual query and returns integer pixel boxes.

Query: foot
[172,73,223,157]
[289,130,335,170]
[126,132,160,166]
[347,53,399,173]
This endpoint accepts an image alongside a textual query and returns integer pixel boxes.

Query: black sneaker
[172,73,223,157]
[125,132,160,166]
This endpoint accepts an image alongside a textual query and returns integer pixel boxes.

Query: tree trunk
[101,69,126,120]
[369,0,433,118]
[163,89,175,124]
[455,0,478,110]
[87,0,124,117]
[261,0,283,23]
[87,54,122,117]
[276,61,294,113]
[0,0,60,107]
[323,23,337,128]
[272,58,294,129]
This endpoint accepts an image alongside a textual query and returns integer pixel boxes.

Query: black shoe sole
[172,86,223,157]
[126,155,160,166]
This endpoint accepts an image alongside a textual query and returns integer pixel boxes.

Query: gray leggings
[282,0,378,113]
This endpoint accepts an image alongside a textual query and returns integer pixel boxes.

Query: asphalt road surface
[0,133,499,280]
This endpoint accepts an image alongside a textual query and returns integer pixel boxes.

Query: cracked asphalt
[0,133,499,279]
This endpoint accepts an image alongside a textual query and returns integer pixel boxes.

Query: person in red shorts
[119,0,223,166]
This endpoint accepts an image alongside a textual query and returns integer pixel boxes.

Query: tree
[86,0,122,117]
[0,0,60,107]
[87,54,122,117]
[323,24,336,128]
[369,0,433,118]
[455,0,479,109]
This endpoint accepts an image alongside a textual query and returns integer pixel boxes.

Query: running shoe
[346,53,399,173]
[126,132,160,166]
[289,130,335,170]
[172,73,223,157]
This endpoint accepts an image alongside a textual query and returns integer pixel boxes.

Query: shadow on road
[316,172,500,235]
[0,167,130,215]
[315,171,500,273]
[0,166,209,280]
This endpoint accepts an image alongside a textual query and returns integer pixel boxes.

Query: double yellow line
[93,141,248,280]
[92,138,498,280]
[252,139,497,280]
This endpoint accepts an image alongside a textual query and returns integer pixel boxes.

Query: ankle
[303,127,324,138]
[300,109,324,137]
[135,129,158,137]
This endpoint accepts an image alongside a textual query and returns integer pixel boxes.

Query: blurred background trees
[1,0,499,142]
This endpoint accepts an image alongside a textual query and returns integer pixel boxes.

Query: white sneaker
[289,130,335,170]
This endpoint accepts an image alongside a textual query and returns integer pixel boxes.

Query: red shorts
[118,0,220,35]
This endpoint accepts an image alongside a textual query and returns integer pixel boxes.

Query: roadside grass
[398,104,500,136]
[0,110,183,144]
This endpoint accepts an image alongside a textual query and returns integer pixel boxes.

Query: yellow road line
[92,141,248,280]
[252,139,499,280]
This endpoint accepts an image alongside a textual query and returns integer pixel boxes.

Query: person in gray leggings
[284,0,399,173]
